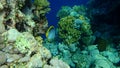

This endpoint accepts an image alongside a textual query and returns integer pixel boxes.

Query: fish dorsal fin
[46,26,54,38]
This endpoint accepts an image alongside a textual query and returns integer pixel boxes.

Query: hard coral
[72,5,87,15]
[44,58,70,68]
[0,0,52,68]
[34,0,50,9]
[57,5,93,45]
[57,6,72,18]
[57,5,87,19]
[15,32,37,53]
[58,16,81,45]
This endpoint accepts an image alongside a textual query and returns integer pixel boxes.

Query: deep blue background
[46,0,89,27]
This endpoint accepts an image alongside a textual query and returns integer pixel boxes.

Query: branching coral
[57,5,94,45]
[58,16,81,44]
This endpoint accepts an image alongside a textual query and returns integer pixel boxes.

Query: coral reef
[0,0,49,36]
[0,0,120,68]
[44,42,77,67]
[15,32,38,53]
[57,5,87,19]
[34,0,50,9]
[88,0,120,48]
[58,16,81,44]
[0,33,52,68]
[0,29,52,68]
[57,5,94,45]
[44,58,70,68]
[44,4,120,68]
[57,6,72,19]
[0,0,69,68]
[44,41,120,68]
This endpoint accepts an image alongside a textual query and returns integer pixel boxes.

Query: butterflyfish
[46,26,56,41]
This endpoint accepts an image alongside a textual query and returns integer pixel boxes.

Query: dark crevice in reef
[15,21,27,32]
[87,0,120,46]
[88,0,120,29]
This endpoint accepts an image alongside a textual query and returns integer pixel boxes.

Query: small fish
[46,26,56,41]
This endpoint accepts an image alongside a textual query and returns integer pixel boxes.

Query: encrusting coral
[15,32,37,53]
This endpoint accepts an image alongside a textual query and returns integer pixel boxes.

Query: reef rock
[6,29,21,42]
[0,0,53,68]
[0,51,7,65]
[44,58,70,68]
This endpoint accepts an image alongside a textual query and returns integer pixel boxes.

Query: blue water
[46,0,89,27]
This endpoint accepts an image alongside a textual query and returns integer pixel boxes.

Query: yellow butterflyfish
[46,26,56,41]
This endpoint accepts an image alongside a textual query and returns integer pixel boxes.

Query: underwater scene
[0,0,120,68]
